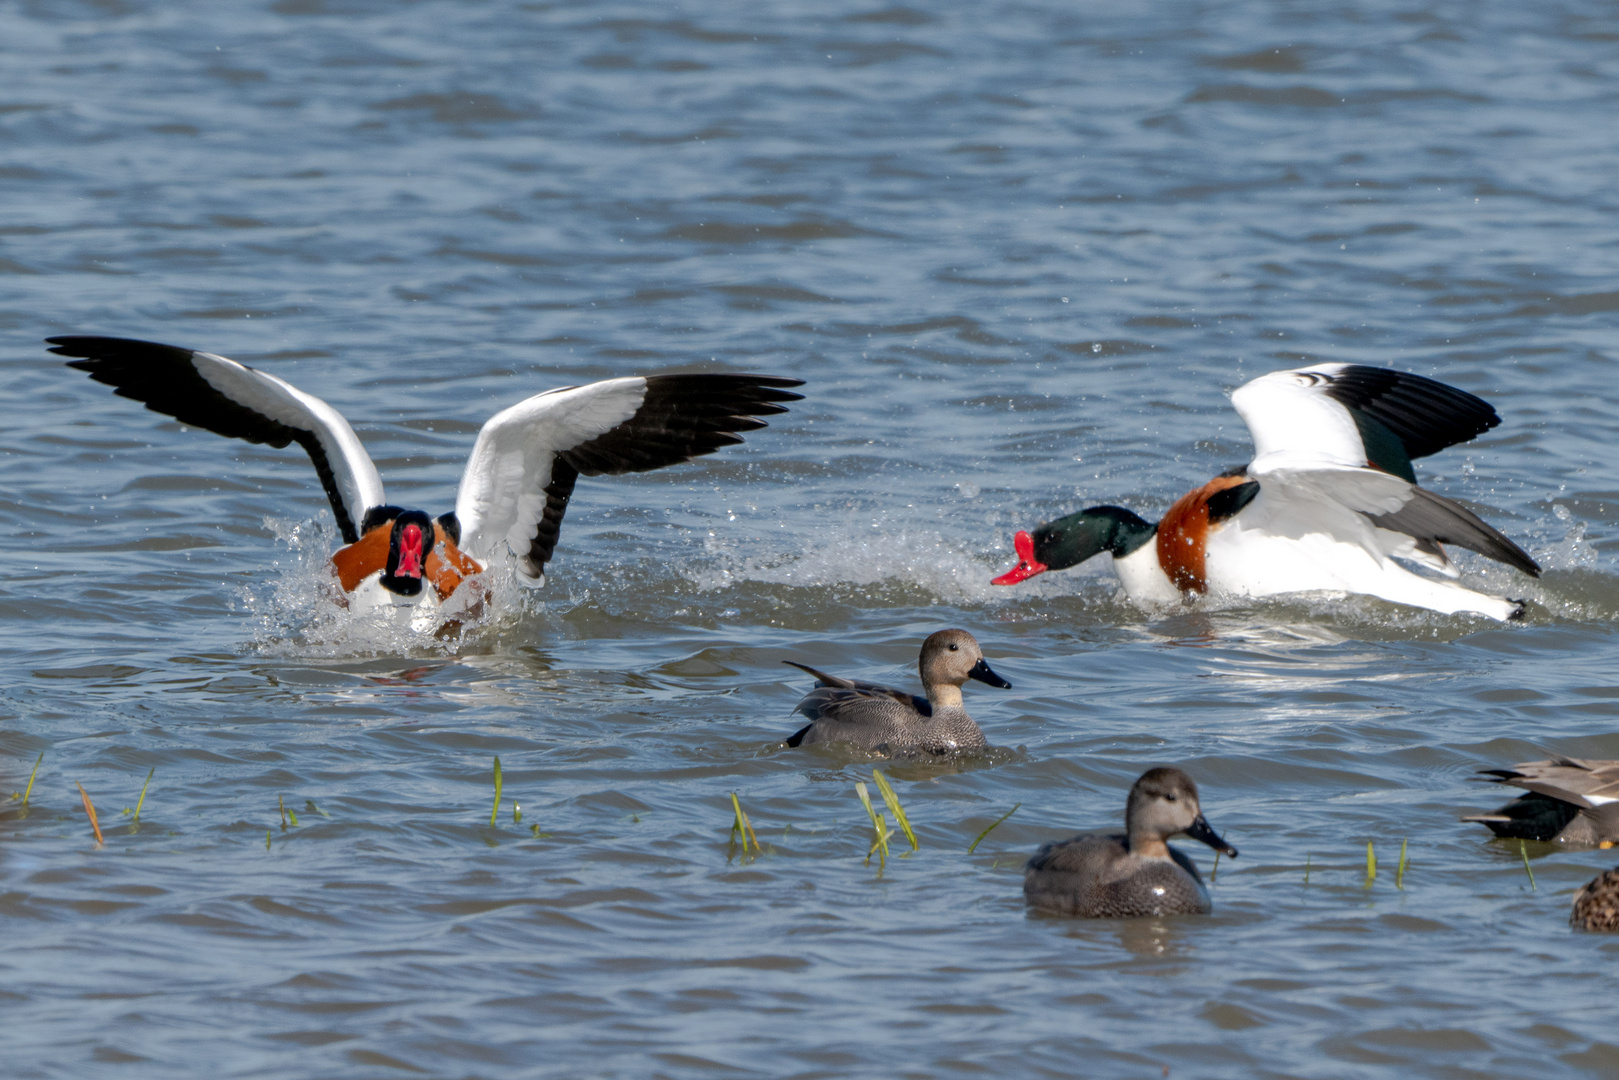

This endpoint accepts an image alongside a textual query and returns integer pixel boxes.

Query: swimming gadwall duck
[1024,767,1238,918]
[1571,866,1619,931]
[1463,757,1619,844]
[991,363,1538,620]
[782,629,1011,754]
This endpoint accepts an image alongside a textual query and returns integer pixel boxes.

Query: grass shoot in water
[16,751,44,807]
[278,794,298,829]
[871,770,917,852]
[75,782,103,845]
[1365,841,1376,887]
[1519,839,1536,890]
[966,803,1020,854]
[729,792,760,856]
[490,756,502,827]
[855,782,891,868]
[1396,839,1408,889]
[1212,848,1221,883]
[132,767,153,827]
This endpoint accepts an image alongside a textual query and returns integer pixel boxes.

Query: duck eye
[948,643,958,651]
[1165,794,1177,802]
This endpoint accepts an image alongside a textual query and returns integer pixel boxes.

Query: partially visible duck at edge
[1024,767,1238,919]
[782,629,1012,755]
[993,363,1541,621]
[1571,866,1619,932]
[53,336,802,624]
[1463,757,1619,845]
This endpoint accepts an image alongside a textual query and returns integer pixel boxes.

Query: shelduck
[782,629,1011,754]
[992,364,1540,620]
[53,335,802,620]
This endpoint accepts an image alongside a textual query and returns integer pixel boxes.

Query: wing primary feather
[524,458,579,581]
[51,335,380,543]
[1365,485,1540,577]
[1322,366,1501,462]
[560,373,803,477]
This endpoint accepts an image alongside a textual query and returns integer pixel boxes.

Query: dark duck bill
[967,657,1012,689]
[1183,813,1238,858]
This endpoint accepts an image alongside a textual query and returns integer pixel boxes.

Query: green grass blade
[1212,849,1221,883]
[1396,839,1408,890]
[1365,840,1376,886]
[729,792,760,855]
[1520,838,1536,890]
[131,767,154,826]
[490,756,503,827]
[265,829,272,851]
[871,770,917,851]
[966,803,1021,854]
[855,783,889,865]
[22,751,43,806]
[278,794,288,829]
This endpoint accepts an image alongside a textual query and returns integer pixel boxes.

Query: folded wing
[1482,757,1619,809]
[453,372,803,582]
[1252,464,1539,577]
[50,335,385,543]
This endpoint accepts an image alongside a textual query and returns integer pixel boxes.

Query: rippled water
[5,1,1619,1076]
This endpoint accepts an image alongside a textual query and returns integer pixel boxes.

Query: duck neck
[1036,506,1158,571]
[1127,831,1171,860]
[927,684,965,711]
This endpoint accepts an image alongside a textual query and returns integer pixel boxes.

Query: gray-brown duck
[783,629,1010,754]
[1463,757,1619,845]
[1571,866,1619,931]
[1024,767,1238,918]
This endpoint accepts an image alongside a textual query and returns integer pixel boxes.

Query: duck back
[1024,833,1212,918]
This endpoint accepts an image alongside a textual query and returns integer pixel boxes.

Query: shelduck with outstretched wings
[991,364,1540,621]
[52,336,802,621]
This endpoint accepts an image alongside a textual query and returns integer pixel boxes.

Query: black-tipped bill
[1183,813,1237,857]
[967,658,1012,690]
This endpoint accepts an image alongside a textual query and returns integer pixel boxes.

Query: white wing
[453,371,803,584]
[1230,364,1367,473]
[53,336,385,543]
[454,377,650,575]
[1231,362,1502,478]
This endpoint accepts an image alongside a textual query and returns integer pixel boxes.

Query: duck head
[1125,766,1238,859]
[992,506,1157,585]
[919,628,1012,699]
[380,510,436,597]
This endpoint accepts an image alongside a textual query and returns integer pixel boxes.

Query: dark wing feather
[1365,485,1540,577]
[1322,366,1500,463]
[560,373,803,476]
[515,373,802,578]
[50,335,377,543]
[521,459,579,581]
